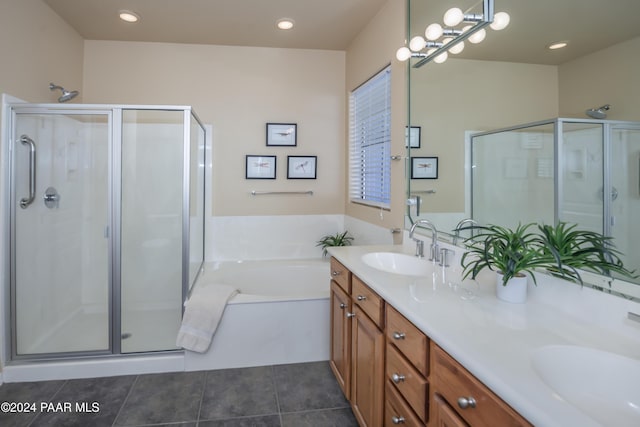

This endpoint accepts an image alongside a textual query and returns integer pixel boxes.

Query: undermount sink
[531,345,640,426]
[361,252,431,276]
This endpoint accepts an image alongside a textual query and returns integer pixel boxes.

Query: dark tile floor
[0,361,358,427]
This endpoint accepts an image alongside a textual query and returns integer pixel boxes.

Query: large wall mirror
[405,0,640,293]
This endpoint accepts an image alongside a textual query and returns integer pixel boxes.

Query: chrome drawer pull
[393,332,406,340]
[356,295,367,301]
[346,312,356,318]
[457,396,477,409]
[331,270,340,276]
[339,303,347,309]
[392,373,405,383]
[391,415,406,424]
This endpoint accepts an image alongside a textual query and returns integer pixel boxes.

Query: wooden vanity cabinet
[329,257,532,427]
[330,280,352,398]
[385,305,429,425]
[329,258,385,427]
[429,343,532,427]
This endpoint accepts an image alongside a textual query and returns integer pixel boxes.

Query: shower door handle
[19,135,36,209]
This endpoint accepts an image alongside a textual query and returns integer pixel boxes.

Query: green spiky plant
[536,222,637,284]
[461,223,551,286]
[316,231,354,257]
[461,222,637,287]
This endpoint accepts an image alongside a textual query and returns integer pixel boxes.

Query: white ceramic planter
[496,272,528,303]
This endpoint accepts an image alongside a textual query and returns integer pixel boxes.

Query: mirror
[405,0,640,291]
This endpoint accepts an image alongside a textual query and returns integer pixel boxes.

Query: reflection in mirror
[470,119,640,285]
[404,0,640,293]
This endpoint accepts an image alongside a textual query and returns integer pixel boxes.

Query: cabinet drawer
[352,276,384,328]
[385,382,425,427]
[430,344,532,427]
[386,343,427,422]
[386,305,429,376]
[330,257,351,293]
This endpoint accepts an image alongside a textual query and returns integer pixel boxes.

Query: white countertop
[328,242,640,427]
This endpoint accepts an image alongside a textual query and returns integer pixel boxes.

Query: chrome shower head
[49,82,79,103]
[585,104,610,119]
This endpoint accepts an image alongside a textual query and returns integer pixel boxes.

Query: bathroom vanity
[328,242,640,427]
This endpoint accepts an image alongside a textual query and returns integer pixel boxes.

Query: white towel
[176,284,238,353]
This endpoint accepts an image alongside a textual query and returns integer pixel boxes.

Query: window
[349,66,391,208]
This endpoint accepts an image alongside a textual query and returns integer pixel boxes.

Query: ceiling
[44,0,640,65]
[43,0,388,51]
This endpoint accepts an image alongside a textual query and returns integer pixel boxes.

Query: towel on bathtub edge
[176,284,239,353]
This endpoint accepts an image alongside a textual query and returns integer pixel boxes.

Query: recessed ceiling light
[547,41,568,50]
[119,10,140,23]
[277,18,295,30]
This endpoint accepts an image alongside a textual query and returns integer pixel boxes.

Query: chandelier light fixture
[397,0,510,67]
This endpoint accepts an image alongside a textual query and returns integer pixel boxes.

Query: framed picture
[266,123,297,146]
[411,156,438,179]
[405,126,421,148]
[287,156,317,179]
[246,155,276,179]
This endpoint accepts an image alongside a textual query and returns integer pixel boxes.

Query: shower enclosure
[471,118,640,284]
[4,103,205,360]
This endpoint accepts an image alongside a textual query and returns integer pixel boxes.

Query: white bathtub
[184,258,331,371]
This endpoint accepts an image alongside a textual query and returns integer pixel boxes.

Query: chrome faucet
[453,218,478,245]
[409,219,439,262]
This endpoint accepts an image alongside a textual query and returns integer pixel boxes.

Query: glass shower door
[11,112,111,356]
[610,125,640,280]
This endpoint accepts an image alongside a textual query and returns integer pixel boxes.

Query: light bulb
[427,48,448,64]
[409,36,427,52]
[490,12,510,30]
[468,28,486,44]
[435,51,448,63]
[425,23,443,40]
[276,19,295,30]
[444,38,465,54]
[119,10,140,22]
[396,47,412,61]
[443,8,464,27]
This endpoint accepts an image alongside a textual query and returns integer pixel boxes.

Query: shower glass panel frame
[470,117,640,285]
[5,103,206,361]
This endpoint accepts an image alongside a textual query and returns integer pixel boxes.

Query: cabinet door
[330,280,352,399]
[431,394,470,427]
[351,306,385,427]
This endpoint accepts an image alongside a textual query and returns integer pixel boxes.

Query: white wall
[82,41,346,218]
[410,59,559,214]
[0,0,84,103]
[559,36,640,121]
[345,0,407,235]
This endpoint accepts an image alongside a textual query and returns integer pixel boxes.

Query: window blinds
[349,66,391,208]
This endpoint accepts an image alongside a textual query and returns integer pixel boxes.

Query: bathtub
[183,258,331,371]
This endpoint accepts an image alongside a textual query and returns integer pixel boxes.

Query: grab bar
[251,190,313,196]
[19,135,36,209]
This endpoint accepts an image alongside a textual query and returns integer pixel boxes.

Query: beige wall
[0,0,84,103]
[83,41,346,216]
[345,0,407,232]
[410,59,559,213]
[559,36,640,121]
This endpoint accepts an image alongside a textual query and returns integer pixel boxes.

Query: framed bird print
[246,155,277,179]
[287,156,317,179]
[411,156,438,179]
[266,123,297,146]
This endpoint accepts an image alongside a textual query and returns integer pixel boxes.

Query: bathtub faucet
[409,219,439,262]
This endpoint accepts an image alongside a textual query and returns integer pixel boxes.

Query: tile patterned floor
[0,361,358,427]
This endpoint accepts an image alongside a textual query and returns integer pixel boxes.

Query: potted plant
[460,222,637,303]
[461,223,549,303]
[316,231,354,257]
